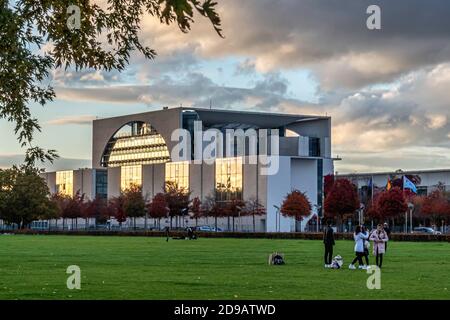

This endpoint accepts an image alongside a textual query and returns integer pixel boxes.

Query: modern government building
[40,107,334,232]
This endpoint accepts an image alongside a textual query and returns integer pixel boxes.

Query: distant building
[41,107,335,232]
[339,169,450,199]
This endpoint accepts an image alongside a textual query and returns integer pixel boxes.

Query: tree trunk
[232,217,235,232]
[253,214,256,232]
[215,217,218,232]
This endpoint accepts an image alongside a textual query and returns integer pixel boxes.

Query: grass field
[0,235,449,300]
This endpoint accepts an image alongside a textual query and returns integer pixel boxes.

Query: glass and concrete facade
[41,168,107,200]
[42,107,335,232]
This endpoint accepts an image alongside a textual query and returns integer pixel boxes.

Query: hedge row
[1,229,450,242]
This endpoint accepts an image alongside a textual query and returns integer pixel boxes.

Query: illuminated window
[102,122,170,167]
[56,171,73,196]
[215,157,243,202]
[165,161,189,191]
[121,165,142,191]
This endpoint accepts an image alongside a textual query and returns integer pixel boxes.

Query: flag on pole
[403,176,417,193]
[386,179,392,190]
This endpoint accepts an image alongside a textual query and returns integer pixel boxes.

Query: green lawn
[0,235,449,300]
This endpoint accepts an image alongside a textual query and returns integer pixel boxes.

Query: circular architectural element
[101,121,170,167]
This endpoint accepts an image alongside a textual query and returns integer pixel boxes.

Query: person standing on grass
[383,223,391,252]
[323,221,335,268]
[362,225,370,267]
[349,225,369,270]
[370,224,388,268]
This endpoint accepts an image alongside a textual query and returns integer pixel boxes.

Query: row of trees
[0,167,267,231]
[323,175,450,230]
[277,175,450,232]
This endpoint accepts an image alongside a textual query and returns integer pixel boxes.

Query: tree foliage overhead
[1,0,222,166]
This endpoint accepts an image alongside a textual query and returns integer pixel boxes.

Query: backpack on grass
[268,252,285,265]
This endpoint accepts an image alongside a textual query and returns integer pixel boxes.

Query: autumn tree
[421,190,450,227]
[0,166,56,228]
[109,195,126,228]
[1,0,222,166]
[83,196,108,228]
[324,174,335,197]
[164,181,191,228]
[280,190,312,231]
[202,193,225,232]
[375,187,408,227]
[148,193,169,229]
[62,191,85,229]
[189,196,202,227]
[122,184,146,229]
[244,197,266,232]
[224,199,246,232]
[324,178,359,230]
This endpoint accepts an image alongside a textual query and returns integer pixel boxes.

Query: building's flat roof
[93,107,330,127]
[339,168,450,177]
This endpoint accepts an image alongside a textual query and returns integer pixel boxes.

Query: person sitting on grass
[370,224,389,268]
[323,221,335,268]
[349,225,369,270]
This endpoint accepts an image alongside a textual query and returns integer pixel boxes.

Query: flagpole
[371,175,374,204]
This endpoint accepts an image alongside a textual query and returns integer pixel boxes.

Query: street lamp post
[408,202,414,233]
[273,205,280,232]
[313,204,322,233]
[359,203,365,226]
[236,206,243,232]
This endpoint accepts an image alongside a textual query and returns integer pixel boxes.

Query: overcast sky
[2,0,450,173]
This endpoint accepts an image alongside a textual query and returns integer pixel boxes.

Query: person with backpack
[370,224,389,268]
[323,221,335,268]
[349,225,369,270]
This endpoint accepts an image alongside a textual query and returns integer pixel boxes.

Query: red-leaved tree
[280,190,312,231]
[324,174,335,197]
[189,197,202,227]
[324,178,359,230]
[421,190,450,227]
[82,196,108,229]
[375,187,408,227]
[109,195,126,228]
[148,193,169,229]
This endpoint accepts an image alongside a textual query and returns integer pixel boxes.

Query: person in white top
[349,225,369,270]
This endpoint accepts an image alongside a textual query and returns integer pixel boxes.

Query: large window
[102,122,170,167]
[56,171,73,196]
[165,161,189,190]
[215,157,243,202]
[121,165,142,191]
[95,170,108,199]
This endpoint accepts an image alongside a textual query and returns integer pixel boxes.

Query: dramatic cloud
[136,0,450,89]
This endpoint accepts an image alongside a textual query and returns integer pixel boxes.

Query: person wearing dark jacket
[323,221,335,268]
[383,223,391,252]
